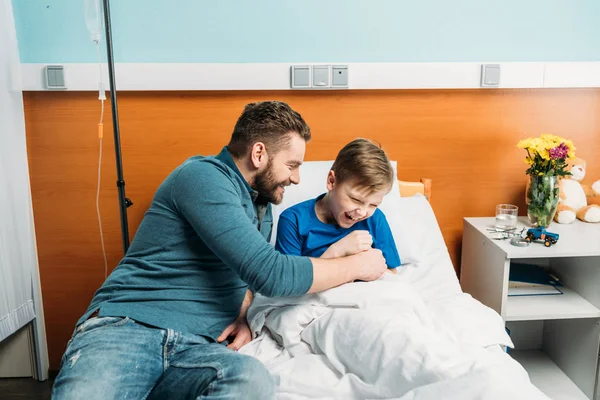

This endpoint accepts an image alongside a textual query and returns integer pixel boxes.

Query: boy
[276,138,400,273]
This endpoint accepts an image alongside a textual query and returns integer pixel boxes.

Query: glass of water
[495,204,518,230]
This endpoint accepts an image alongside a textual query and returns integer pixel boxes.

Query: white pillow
[381,194,447,264]
[379,188,462,298]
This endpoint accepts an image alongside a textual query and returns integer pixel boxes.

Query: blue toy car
[525,227,559,247]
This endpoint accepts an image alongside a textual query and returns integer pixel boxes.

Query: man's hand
[353,248,387,281]
[217,289,254,351]
[322,230,373,258]
[217,316,252,351]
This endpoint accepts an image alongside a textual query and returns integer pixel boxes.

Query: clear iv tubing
[95,40,108,279]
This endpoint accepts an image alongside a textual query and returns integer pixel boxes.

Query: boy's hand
[353,248,387,281]
[328,230,373,258]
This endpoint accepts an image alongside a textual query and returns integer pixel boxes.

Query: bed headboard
[398,178,432,200]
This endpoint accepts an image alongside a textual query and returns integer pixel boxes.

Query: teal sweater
[78,147,314,340]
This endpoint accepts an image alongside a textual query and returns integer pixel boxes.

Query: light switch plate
[481,64,501,88]
[312,65,331,88]
[332,65,349,88]
[291,65,311,88]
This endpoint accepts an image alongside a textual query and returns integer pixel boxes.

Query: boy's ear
[326,170,336,191]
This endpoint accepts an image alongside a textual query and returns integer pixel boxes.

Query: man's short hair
[228,101,311,157]
[331,138,395,194]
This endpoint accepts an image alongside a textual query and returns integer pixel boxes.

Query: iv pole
[102,0,132,254]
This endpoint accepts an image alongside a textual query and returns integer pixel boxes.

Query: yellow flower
[527,139,545,158]
[517,138,533,149]
[541,133,562,146]
[562,138,576,158]
[518,133,576,163]
[540,136,555,152]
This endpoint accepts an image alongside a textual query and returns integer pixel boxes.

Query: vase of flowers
[517,134,576,228]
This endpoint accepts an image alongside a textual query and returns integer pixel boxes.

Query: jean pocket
[75,316,131,336]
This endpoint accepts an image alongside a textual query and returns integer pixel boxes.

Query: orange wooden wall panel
[23,89,600,370]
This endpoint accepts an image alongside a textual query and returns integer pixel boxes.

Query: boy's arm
[321,230,373,258]
[320,246,341,259]
[373,211,401,269]
[276,210,387,290]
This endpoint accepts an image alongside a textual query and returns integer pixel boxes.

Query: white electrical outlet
[332,65,349,88]
[291,65,311,89]
[481,64,501,88]
[291,64,349,89]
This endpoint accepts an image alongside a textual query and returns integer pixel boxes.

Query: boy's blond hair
[331,138,395,194]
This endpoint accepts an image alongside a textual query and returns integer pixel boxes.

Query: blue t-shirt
[276,194,401,268]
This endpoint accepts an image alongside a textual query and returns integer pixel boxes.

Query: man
[52,101,387,399]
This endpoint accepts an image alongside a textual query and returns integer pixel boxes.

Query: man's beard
[254,159,287,205]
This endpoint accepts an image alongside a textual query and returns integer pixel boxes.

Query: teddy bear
[554,157,600,223]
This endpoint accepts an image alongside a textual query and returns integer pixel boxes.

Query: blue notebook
[508,263,563,296]
[509,263,562,286]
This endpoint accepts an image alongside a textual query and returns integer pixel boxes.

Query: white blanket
[241,274,549,400]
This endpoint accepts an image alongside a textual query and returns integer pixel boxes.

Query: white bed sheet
[241,270,547,399]
[244,161,547,399]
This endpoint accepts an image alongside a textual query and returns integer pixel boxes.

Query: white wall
[0,0,48,380]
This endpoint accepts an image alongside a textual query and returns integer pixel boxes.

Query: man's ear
[326,170,336,191]
[249,142,267,169]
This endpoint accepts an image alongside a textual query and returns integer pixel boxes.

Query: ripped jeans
[52,316,275,400]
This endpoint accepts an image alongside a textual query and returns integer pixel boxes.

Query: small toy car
[525,227,559,247]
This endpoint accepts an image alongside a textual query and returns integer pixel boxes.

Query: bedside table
[460,217,600,400]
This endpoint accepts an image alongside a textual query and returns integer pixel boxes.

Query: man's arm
[173,161,313,297]
[238,289,254,319]
[173,161,386,297]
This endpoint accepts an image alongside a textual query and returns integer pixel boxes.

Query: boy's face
[326,171,388,228]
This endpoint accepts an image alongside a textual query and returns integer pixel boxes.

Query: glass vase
[526,175,559,228]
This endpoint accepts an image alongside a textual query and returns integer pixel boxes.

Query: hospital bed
[240,161,549,400]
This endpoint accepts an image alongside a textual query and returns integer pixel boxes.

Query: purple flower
[549,143,569,160]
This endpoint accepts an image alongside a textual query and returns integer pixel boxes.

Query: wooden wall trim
[23,88,600,369]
